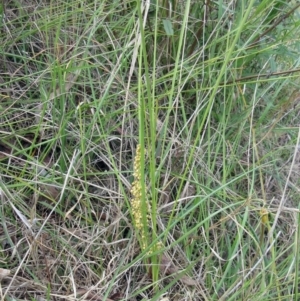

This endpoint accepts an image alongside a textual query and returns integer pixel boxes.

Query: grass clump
[1,0,300,300]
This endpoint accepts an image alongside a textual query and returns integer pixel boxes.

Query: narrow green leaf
[163,19,174,36]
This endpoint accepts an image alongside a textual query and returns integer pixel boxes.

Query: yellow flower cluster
[131,144,152,250]
[131,144,144,232]
[131,144,161,254]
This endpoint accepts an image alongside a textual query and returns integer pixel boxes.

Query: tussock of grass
[1,0,300,300]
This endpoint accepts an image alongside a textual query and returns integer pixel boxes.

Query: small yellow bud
[260,208,269,225]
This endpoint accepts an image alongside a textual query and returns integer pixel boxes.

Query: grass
[1,0,300,300]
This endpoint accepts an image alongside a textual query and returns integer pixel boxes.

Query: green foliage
[1,0,300,300]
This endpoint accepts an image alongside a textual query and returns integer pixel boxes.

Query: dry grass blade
[160,254,197,286]
[67,288,114,301]
[0,268,10,280]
